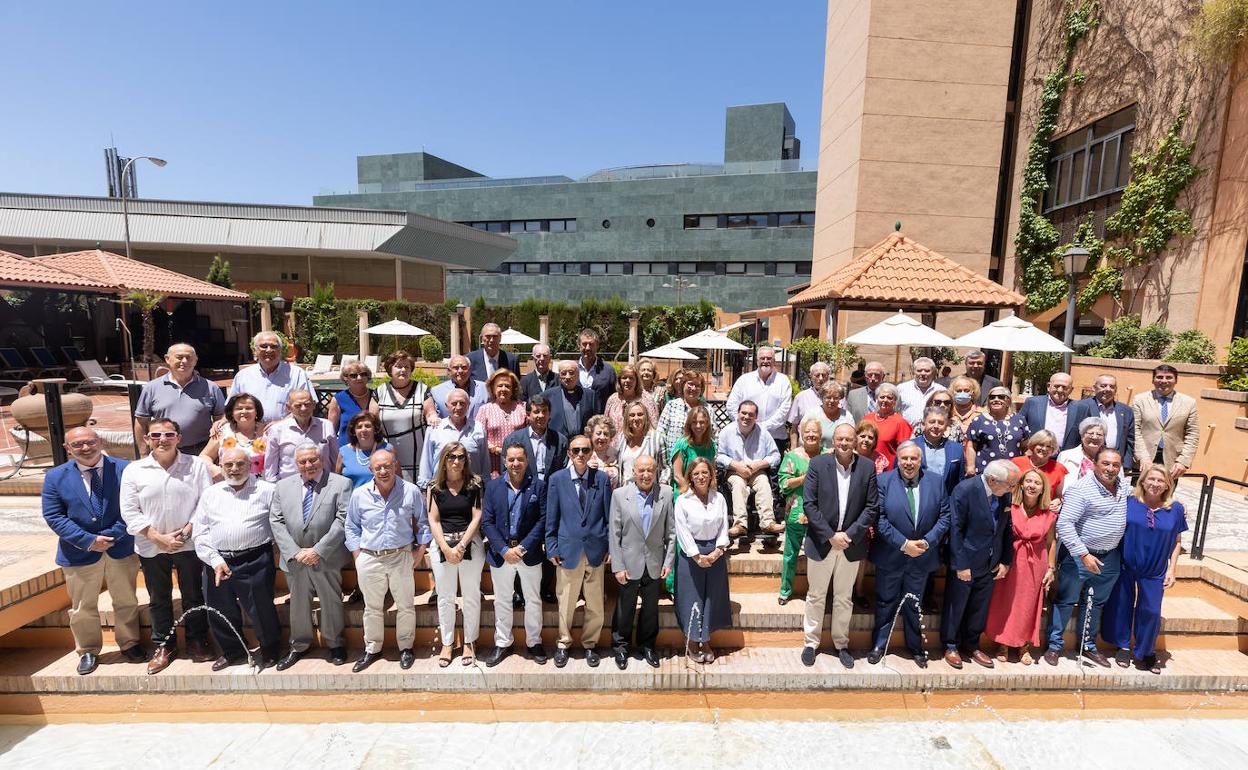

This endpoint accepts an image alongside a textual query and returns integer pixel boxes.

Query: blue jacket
[911,434,965,495]
[468,348,519,384]
[802,453,879,563]
[1020,396,1086,451]
[948,475,1013,576]
[502,426,567,482]
[544,465,612,568]
[1074,397,1136,470]
[481,474,547,568]
[41,456,133,567]
[542,384,598,440]
[870,469,950,573]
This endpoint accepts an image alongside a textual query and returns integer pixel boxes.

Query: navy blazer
[577,355,617,414]
[543,384,598,440]
[1075,397,1136,470]
[870,469,950,573]
[544,466,612,568]
[481,474,547,567]
[519,369,558,403]
[802,453,879,563]
[41,456,133,567]
[948,475,1013,576]
[1020,396,1085,451]
[911,434,965,495]
[468,348,520,384]
[503,426,567,481]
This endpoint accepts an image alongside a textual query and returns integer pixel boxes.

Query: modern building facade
[314,104,817,311]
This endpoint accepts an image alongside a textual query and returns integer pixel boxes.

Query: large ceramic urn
[10,379,94,437]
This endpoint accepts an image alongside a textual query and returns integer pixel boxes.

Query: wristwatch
[516,545,528,556]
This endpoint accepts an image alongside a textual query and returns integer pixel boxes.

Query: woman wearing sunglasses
[327,361,379,447]
[427,441,485,667]
[965,386,1027,475]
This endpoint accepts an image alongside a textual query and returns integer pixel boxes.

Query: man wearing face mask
[727,347,793,453]
[193,446,281,671]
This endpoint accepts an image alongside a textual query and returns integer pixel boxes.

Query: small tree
[206,254,233,288]
[123,290,166,363]
[419,334,445,363]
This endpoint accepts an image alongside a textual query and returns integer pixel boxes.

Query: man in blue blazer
[41,427,145,675]
[869,442,950,667]
[800,423,879,669]
[575,327,617,414]
[1020,372,1085,450]
[467,323,519,383]
[911,408,965,495]
[1076,374,1136,470]
[941,460,1020,669]
[503,394,567,482]
[544,361,598,439]
[482,443,548,667]
[544,434,613,668]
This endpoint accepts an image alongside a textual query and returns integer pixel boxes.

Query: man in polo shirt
[134,343,225,456]
[1044,447,1129,668]
[228,331,316,421]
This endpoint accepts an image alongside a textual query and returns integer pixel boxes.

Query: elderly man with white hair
[228,331,316,422]
[419,387,489,488]
[896,357,946,427]
[424,354,489,427]
[468,322,519,382]
[787,361,832,441]
[847,361,888,423]
[726,346,793,452]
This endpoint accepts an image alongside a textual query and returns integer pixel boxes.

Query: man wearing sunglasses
[121,419,216,674]
[134,343,225,457]
[228,331,316,422]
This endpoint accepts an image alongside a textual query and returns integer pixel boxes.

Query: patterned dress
[966,412,1028,473]
[474,400,527,477]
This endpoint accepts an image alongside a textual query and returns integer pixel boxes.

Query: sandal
[1020,646,1034,666]
[438,645,453,668]
[462,643,475,666]
[1114,648,1132,668]
[996,647,1009,663]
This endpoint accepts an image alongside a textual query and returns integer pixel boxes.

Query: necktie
[302,482,314,524]
[1158,396,1170,450]
[89,467,105,519]
[575,477,586,509]
[905,482,917,527]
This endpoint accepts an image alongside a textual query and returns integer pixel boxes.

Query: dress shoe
[541,591,557,604]
[147,646,176,675]
[485,647,511,667]
[77,653,98,676]
[528,645,548,664]
[912,651,929,669]
[212,655,246,672]
[943,649,963,670]
[1043,649,1060,667]
[554,648,569,668]
[867,648,884,665]
[188,638,215,663]
[614,648,629,670]
[777,595,790,606]
[1081,648,1111,668]
[258,655,278,672]
[120,645,147,664]
[276,649,303,671]
[329,647,348,666]
[643,648,661,668]
[346,587,363,604]
[801,646,817,667]
[970,649,994,668]
[836,648,855,669]
[352,651,381,673]
[512,591,525,609]
[427,589,438,605]
[399,648,415,669]
[585,648,601,668]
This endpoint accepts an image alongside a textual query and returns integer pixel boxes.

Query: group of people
[42,325,1200,677]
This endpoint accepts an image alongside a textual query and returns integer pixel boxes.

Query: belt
[509,539,520,547]
[361,547,407,557]
[1087,548,1114,557]
[218,543,271,561]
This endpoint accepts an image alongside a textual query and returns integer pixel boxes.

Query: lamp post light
[1061,243,1092,372]
[662,277,697,305]
[119,156,167,260]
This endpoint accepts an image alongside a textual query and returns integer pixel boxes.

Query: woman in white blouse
[615,402,659,486]
[1057,417,1110,481]
[673,456,732,663]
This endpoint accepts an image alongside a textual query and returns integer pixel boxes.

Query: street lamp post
[1061,243,1092,372]
[662,277,697,305]
[119,156,167,260]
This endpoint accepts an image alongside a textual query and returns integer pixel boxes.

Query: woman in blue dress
[336,412,391,488]
[1102,465,1187,674]
[326,360,378,446]
[964,385,1027,475]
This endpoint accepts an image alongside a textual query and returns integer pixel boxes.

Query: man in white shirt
[121,418,215,674]
[897,357,946,426]
[227,331,316,422]
[263,389,339,482]
[715,401,782,538]
[787,361,832,441]
[726,347,793,452]
[194,446,281,670]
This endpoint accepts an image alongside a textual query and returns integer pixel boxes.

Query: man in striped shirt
[194,446,281,671]
[1044,446,1128,668]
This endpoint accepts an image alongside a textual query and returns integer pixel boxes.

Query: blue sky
[2,1,826,205]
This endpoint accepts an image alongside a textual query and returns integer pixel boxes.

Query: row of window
[683,211,815,229]
[498,261,812,277]
[463,219,578,233]
[1043,105,1136,213]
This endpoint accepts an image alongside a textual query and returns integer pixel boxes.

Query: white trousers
[428,536,485,646]
[490,560,543,648]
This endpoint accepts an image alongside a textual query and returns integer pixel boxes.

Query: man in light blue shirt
[716,401,781,538]
[418,388,489,488]
[345,449,428,672]
[228,331,316,421]
[425,355,488,425]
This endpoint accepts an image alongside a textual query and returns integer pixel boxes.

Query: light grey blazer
[846,386,875,424]
[269,470,352,572]
[608,482,676,579]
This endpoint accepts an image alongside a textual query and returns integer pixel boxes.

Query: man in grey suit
[846,361,888,423]
[608,454,675,670]
[269,442,353,669]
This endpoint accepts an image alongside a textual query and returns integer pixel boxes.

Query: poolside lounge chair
[310,354,334,374]
[363,355,379,374]
[74,359,142,390]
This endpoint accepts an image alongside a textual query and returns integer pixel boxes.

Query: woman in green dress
[777,417,823,605]
[667,405,715,594]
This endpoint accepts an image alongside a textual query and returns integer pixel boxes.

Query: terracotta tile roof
[788,232,1026,309]
[33,249,248,301]
[0,249,114,292]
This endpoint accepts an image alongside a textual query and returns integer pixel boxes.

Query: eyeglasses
[446,453,467,462]
[221,461,250,469]
[147,432,178,440]
[344,372,369,379]
[987,394,1010,401]
[569,447,592,455]
[932,399,952,406]
[255,343,280,350]
[68,439,100,449]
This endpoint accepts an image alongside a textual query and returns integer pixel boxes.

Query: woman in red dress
[985,467,1057,664]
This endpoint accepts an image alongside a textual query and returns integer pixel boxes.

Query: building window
[696,263,717,275]
[777,212,815,226]
[726,213,767,228]
[725,263,746,274]
[683,215,717,229]
[1043,105,1136,213]
[486,222,505,233]
[548,219,577,232]
[548,263,572,275]
[776,263,797,276]
[633,263,666,275]
[745,263,765,276]
[589,262,606,275]
[677,262,696,274]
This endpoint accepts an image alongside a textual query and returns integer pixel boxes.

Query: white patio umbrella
[365,318,432,337]
[499,327,540,346]
[670,328,750,351]
[952,314,1073,353]
[640,343,698,361]
[844,310,955,379]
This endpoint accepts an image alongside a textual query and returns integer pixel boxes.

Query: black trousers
[202,545,281,660]
[140,551,209,649]
[612,568,662,651]
[872,564,932,653]
[940,569,996,652]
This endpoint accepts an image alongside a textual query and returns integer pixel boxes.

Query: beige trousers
[555,554,605,649]
[356,550,415,654]
[802,548,858,649]
[727,472,775,528]
[64,554,141,656]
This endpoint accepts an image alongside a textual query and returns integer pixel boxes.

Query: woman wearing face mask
[945,376,982,443]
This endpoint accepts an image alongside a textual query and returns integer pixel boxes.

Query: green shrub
[1137,323,1174,359]
[1013,352,1063,393]
[1220,336,1248,391]
[1087,315,1141,358]
[419,334,445,363]
[1165,329,1218,365]
[789,336,859,375]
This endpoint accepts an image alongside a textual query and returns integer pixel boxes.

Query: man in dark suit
[504,393,566,605]
[544,360,597,439]
[545,434,613,668]
[868,442,950,667]
[468,322,519,383]
[1020,372,1085,450]
[575,327,616,414]
[941,459,1020,669]
[608,454,675,670]
[800,423,880,669]
[482,443,548,667]
[911,408,965,494]
[941,350,1002,404]
[41,426,145,675]
[1077,374,1136,470]
[519,343,557,402]
[269,444,353,669]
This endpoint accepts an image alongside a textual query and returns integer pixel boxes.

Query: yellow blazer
[1131,390,1199,470]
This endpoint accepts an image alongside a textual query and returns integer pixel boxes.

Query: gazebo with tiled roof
[32,249,247,301]
[0,249,114,293]
[787,230,1025,340]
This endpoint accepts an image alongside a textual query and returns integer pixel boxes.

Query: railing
[1190,475,1248,560]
